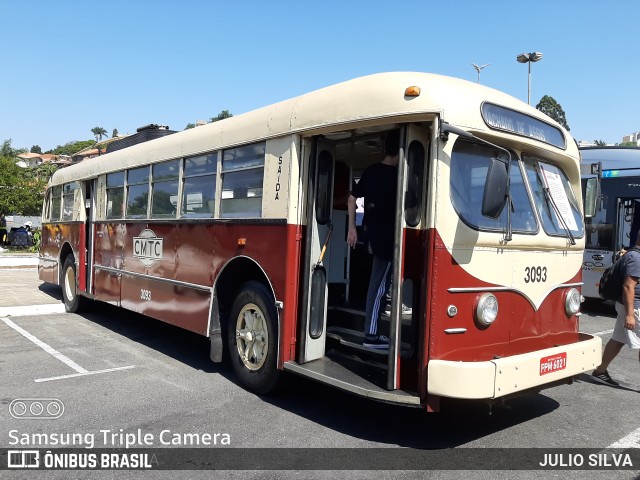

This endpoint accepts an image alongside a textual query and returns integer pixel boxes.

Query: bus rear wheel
[226,281,280,394]
[62,256,82,313]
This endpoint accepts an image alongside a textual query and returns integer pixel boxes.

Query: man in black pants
[346,130,400,349]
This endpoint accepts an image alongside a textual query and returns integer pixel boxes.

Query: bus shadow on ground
[37,282,63,301]
[77,301,215,374]
[260,376,560,449]
[73,299,559,449]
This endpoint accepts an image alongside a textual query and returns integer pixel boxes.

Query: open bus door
[386,124,428,390]
[299,138,335,363]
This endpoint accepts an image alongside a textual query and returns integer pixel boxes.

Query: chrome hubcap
[235,303,268,371]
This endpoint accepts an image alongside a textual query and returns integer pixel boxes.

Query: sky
[1,0,638,152]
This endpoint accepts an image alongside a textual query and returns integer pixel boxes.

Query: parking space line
[1,316,88,374]
[35,365,135,383]
[608,427,640,448]
[0,303,66,317]
[1,316,135,382]
[593,329,614,337]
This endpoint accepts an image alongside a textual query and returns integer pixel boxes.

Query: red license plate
[539,352,567,375]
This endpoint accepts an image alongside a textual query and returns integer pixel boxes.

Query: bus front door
[299,138,335,363]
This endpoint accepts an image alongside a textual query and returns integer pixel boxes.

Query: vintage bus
[581,146,640,300]
[39,72,601,411]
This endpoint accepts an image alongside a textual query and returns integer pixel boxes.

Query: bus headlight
[565,288,581,316]
[475,293,498,327]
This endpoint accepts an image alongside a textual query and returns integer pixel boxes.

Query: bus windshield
[523,156,584,239]
[450,141,537,233]
[450,141,584,239]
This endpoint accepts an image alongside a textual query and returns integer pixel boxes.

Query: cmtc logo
[9,398,64,420]
[133,229,164,267]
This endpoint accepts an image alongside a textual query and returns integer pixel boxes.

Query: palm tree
[91,127,108,141]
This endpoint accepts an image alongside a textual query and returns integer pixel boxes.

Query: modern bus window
[106,172,125,219]
[450,142,537,233]
[151,160,180,218]
[62,182,78,221]
[523,157,584,238]
[181,153,217,217]
[126,167,150,218]
[221,142,265,218]
[51,185,62,221]
[405,140,425,227]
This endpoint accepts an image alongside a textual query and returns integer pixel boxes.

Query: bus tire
[62,256,82,313]
[227,281,280,394]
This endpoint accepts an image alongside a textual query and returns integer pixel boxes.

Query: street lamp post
[516,52,543,105]
[472,63,490,83]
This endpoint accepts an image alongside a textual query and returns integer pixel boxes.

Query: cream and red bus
[39,72,601,411]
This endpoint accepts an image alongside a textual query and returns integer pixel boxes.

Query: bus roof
[50,71,573,186]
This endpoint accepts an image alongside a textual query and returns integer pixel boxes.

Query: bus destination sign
[481,103,566,149]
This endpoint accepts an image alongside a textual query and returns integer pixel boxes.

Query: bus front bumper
[427,333,602,400]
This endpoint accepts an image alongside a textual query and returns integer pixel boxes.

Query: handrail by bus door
[387,126,408,390]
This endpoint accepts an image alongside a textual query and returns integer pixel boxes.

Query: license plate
[539,352,567,375]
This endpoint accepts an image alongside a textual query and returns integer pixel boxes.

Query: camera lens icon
[9,399,64,419]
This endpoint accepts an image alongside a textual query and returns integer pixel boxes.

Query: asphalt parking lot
[1,264,639,479]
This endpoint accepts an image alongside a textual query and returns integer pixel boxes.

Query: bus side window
[51,185,62,221]
[220,142,265,218]
[182,153,217,218]
[106,172,125,220]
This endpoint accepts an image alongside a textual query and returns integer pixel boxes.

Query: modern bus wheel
[227,281,280,394]
[62,256,82,313]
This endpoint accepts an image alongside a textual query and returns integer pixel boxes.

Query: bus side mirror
[481,157,508,219]
[584,177,600,218]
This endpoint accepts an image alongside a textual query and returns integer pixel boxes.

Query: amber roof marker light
[404,86,421,97]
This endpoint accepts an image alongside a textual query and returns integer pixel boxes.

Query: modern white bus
[581,146,640,300]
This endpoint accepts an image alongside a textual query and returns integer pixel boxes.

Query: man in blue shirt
[592,239,640,386]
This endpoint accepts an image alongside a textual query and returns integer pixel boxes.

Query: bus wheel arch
[214,257,280,393]
[58,243,74,286]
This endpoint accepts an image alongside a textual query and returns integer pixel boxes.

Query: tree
[30,145,42,154]
[594,140,607,146]
[185,123,196,130]
[46,140,95,156]
[0,155,48,215]
[112,128,119,138]
[210,110,232,123]
[91,127,108,141]
[535,96,570,131]
[1,139,22,158]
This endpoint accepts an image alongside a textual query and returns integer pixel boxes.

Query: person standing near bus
[592,237,640,386]
[347,130,400,349]
[0,213,7,246]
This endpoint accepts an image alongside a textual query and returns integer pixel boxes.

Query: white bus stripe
[1,316,88,374]
[35,366,135,383]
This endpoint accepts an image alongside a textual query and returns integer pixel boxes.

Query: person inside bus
[347,130,410,349]
[591,235,640,387]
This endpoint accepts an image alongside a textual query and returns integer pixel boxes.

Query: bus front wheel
[62,256,81,313]
[226,281,280,394]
